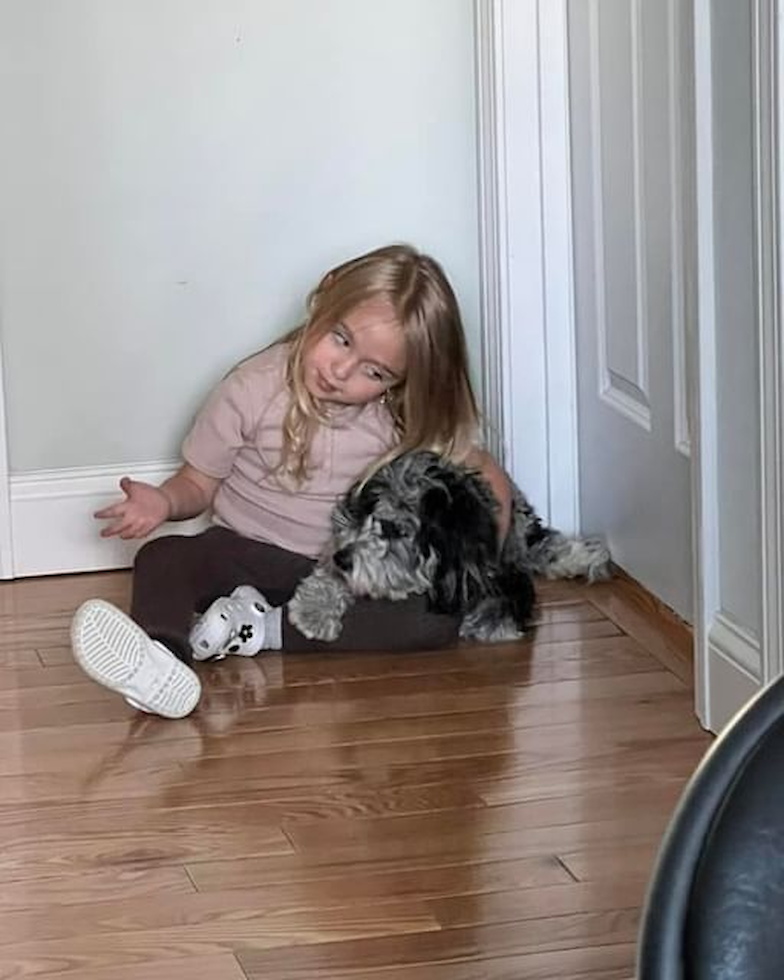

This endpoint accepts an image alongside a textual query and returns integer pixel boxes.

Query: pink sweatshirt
[182,343,397,558]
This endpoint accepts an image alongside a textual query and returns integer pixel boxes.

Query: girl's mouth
[316,372,339,395]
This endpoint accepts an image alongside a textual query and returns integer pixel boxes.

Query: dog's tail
[510,491,612,582]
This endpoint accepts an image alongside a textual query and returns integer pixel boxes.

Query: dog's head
[326,452,501,610]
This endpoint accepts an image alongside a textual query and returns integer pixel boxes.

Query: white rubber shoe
[189,585,273,661]
[71,600,202,719]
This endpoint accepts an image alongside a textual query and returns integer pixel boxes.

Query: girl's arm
[95,463,221,540]
[160,464,222,520]
[468,449,513,543]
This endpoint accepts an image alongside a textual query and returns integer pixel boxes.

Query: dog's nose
[333,548,353,572]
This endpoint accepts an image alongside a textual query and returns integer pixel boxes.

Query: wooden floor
[0,570,711,980]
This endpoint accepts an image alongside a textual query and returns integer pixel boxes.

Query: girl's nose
[331,354,355,381]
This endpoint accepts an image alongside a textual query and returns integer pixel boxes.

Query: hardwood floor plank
[0,805,293,880]
[586,573,693,685]
[0,866,195,913]
[0,648,45,668]
[0,693,684,770]
[281,781,685,841]
[0,636,660,697]
[26,956,247,980]
[0,782,484,832]
[429,878,647,928]
[264,637,666,690]
[0,901,441,977]
[188,852,570,898]
[238,943,638,980]
[531,601,607,624]
[236,909,641,976]
[0,889,440,947]
[186,815,670,897]
[37,645,84,667]
[26,955,247,980]
[559,838,666,883]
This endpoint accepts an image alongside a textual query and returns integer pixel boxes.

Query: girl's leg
[70,527,313,716]
[282,595,460,653]
[131,526,313,661]
[188,545,460,657]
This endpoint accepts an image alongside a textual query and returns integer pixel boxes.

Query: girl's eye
[332,330,349,347]
[366,367,385,382]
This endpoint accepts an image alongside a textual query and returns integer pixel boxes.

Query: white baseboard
[8,462,209,579]
[708,611,761,677]
[702,612,763,731]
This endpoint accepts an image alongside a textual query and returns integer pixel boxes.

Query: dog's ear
[344,479,382,524]
[417,478,499,614]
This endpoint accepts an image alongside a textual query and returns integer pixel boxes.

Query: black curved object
[638,675,784,979]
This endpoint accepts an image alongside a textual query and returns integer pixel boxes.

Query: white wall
[0,0,479,476]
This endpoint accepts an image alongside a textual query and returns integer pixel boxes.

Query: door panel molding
[588,0,652,433]
[668,0,693,459]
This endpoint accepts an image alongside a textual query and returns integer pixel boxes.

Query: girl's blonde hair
[279,243,480,482]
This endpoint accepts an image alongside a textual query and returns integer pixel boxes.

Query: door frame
[475,0,580,533]
[0,338,11,578]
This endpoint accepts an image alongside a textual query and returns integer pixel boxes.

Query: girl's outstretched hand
[94,476,172,540]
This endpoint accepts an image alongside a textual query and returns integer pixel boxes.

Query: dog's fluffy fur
[288,451,611,643]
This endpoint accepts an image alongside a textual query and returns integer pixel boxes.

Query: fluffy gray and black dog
[288,451,611,644]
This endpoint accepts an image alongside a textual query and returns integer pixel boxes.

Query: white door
[690,0,780,732]
[567,0,694,621]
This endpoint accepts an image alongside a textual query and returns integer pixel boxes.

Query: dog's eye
[379,519,402,539]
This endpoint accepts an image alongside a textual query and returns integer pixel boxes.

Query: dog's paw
[460,610,525,643]
[287,595,344,642]
[582,538,613,582]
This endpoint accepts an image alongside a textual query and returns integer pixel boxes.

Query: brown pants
[130,526,460,662]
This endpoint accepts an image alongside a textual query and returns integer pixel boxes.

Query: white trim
[9,462,208,578]
[704,611,762,731]
[474,0,579,531]
[588,0,652,435]
[630,0,651,407]
[539,0,580,534]
[708,611,762,679]
[757,0,784,685]
[669,0,692,458]
[701,642,762,733]
[0,333,12,579]
[475,0,511,467]
[693,0,720,728]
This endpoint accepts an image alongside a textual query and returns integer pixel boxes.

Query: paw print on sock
[226,623,254,655]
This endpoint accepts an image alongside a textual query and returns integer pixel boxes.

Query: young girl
[71,244,511,718]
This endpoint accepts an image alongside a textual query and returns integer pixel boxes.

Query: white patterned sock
[262,606,283,650]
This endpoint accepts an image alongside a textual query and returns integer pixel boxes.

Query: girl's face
[303,297,407,407]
